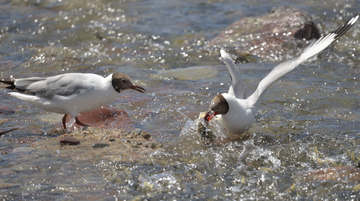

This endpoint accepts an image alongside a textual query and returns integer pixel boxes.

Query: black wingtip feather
[332,13,359,41]
[1,79,15,89]
[1,79,35,95]
[1,79,15,86]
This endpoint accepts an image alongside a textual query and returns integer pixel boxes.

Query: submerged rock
[208,6,320,61]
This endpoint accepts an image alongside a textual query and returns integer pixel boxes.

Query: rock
[60,137,80,146]
[126,129,152,139]
[63,105,134,132]
[208,6,320,61]
[140,132,151,140]
[294,166,360,183]
[144,141,162,149]
[92,143,110,149]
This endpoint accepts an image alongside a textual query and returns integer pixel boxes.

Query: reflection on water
[1,0,360,200]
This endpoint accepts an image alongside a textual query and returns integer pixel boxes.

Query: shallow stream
[0,0,360,200]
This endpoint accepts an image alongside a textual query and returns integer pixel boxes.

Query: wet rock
[141,132,151,140]
[92,143,110,149]
[294,166,360,183]
[144,141,162,149]
[64,105,134,132]
[126,129,152,139]
[131,128,152,139]
[208,6,320,60]
[60,137,80,146]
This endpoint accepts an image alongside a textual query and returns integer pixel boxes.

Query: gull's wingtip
[220,49,231,59]
[220,49,226,56]
[348,14,359,25]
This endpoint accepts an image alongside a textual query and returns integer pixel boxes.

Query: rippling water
[1,0,360,200]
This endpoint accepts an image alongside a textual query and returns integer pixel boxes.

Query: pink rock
[64,105,134,131]
[208,6,320,60]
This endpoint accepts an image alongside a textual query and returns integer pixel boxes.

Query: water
[1,0,360,200]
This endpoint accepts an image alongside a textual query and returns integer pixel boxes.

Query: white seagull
[1,72,145,130]
[204,14,359,138]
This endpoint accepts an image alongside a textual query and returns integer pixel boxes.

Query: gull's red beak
[204,111,218,122]
[130,85,146,93]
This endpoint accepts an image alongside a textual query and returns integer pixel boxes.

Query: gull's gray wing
[248,13,359,109]
[221,49,246,99]
[0,77,46,95]
[17,73,97,98]
[14,77,46,89]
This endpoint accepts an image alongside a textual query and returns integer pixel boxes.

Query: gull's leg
[62,114,68,130]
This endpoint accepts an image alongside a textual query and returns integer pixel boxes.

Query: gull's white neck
[219,93,256,134]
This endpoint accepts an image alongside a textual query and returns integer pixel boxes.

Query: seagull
[204,14,359,138]
[1,72,145,130]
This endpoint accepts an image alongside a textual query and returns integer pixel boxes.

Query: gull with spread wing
[204,14,359,138]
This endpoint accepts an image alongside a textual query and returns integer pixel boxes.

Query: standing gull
[1,72,145,130]
[204,14,359,137]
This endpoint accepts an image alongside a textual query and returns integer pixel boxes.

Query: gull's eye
[121,79,126,83]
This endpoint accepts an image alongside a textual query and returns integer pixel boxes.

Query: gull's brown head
[204,94,229,122]
[112,73,145,93]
